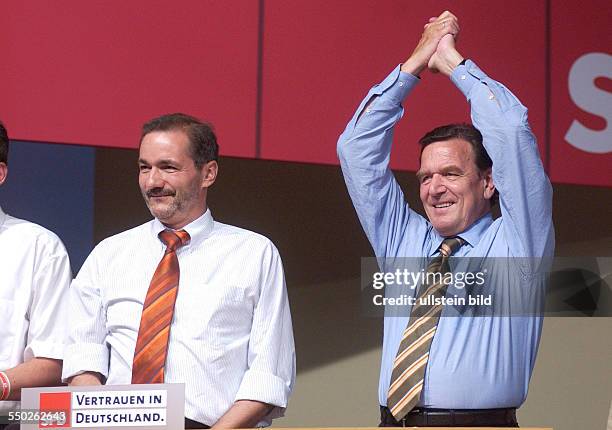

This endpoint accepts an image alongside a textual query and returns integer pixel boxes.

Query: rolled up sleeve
[61,254,110,381]
[25,235,72,361]
[234,242,295,416]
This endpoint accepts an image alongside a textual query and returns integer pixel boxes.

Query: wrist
[439,50,465,76]
[401,56,426,77]
[0,371,11,401]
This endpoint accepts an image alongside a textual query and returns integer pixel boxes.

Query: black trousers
[184,417,210,429]
[379,405,519,427]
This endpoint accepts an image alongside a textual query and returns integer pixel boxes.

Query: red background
[549,0,612,187]
[1,1,609,186]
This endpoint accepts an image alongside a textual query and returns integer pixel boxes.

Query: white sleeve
[24,233,72,361]
[61,251,110,381]
[234,241,295,417]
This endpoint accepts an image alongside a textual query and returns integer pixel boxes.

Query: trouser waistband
[379,405,518,427]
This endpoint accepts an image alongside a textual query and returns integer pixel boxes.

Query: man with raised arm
[0,121,71,429]
[337,11,554,428]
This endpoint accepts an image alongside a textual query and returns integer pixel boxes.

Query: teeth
[435,203,453,208]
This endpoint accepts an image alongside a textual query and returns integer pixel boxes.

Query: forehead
[139,130,191,161]
[419,138,475,169]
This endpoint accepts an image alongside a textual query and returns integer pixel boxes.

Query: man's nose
[429,173,446,195]
[146,168,164,188]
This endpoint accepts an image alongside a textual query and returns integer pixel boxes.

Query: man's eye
[139,165,150,172]
[421,176,431,184]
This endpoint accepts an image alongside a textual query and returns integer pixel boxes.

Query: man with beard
[63,114,295,429]
[0,121,71,429]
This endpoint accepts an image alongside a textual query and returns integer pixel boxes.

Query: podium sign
[20,383,184,430]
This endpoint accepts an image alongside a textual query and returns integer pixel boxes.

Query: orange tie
[131,229,190,384]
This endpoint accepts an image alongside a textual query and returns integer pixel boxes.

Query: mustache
[146,188,175,198]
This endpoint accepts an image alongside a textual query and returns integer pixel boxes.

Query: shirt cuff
[234,369,291,408]
[61,343,109,382]
[451,59,487,99]
[379,65,419,104]
[24,340,65,361]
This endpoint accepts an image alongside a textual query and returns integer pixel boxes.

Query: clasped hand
[400,11,464,78]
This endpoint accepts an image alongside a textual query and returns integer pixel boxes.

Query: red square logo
[39,392,71,428]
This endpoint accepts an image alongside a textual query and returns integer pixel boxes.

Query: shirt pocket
[176,284,255,349]
[0,299,16,360]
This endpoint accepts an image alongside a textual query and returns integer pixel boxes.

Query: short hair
[0,121,8,165]
[140,113,218,168]
[418,123,498,205]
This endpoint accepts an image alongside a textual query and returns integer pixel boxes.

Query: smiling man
[337,12,554,428]
[63,114,295,429]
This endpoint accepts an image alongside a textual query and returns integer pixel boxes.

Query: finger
[438,10,457,21]
[448,22,460,36]
[440,17,459,33]
[443,16,458,28]
[438,19,451,32]
[424,16,437,28]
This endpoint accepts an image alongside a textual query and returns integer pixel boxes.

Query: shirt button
[460,75,466,80]
[399,82,404,87]
[488,93,495,100]
[365,108,371,113]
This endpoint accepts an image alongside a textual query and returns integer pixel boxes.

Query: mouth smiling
[433,202,455,209]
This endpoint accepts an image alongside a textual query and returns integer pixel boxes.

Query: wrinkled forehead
[138,130,193,162]
[419,138,476,169]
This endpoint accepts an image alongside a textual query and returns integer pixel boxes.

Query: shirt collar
[429,212,493,256]
[151,208,214,249]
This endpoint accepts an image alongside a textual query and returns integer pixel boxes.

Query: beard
[142,182,201,223]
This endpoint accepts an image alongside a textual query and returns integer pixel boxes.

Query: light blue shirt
[337,61,554,409]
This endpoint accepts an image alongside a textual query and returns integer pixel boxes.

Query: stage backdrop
[1,0,610,186]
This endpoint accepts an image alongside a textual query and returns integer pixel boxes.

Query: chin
[431,222,460,238]
[150,207,174,221]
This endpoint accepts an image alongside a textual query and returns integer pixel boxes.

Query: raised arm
[430,36,555,264]
[337,12,459,258]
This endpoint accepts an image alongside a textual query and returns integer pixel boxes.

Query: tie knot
[158,229,190,251]
[439,237,464,257]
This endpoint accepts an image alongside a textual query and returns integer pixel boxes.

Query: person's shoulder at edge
[2,213,68,252]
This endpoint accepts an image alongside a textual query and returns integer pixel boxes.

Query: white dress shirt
[0,205,71,412]
[63,209,296,426]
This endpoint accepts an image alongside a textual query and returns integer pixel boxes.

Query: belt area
[380,405,518,427]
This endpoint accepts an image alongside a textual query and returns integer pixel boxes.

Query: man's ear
[0,162,7,186]
[200,160,218,189]
[482,168,495,200]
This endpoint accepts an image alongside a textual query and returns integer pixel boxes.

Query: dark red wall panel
[260,0,546,172]
[0,0,259,157]
[1,1,609,187]
[550,0,612,187]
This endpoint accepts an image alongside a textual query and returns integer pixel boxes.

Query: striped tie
[131,229,190,384]
[387,237,464,419]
